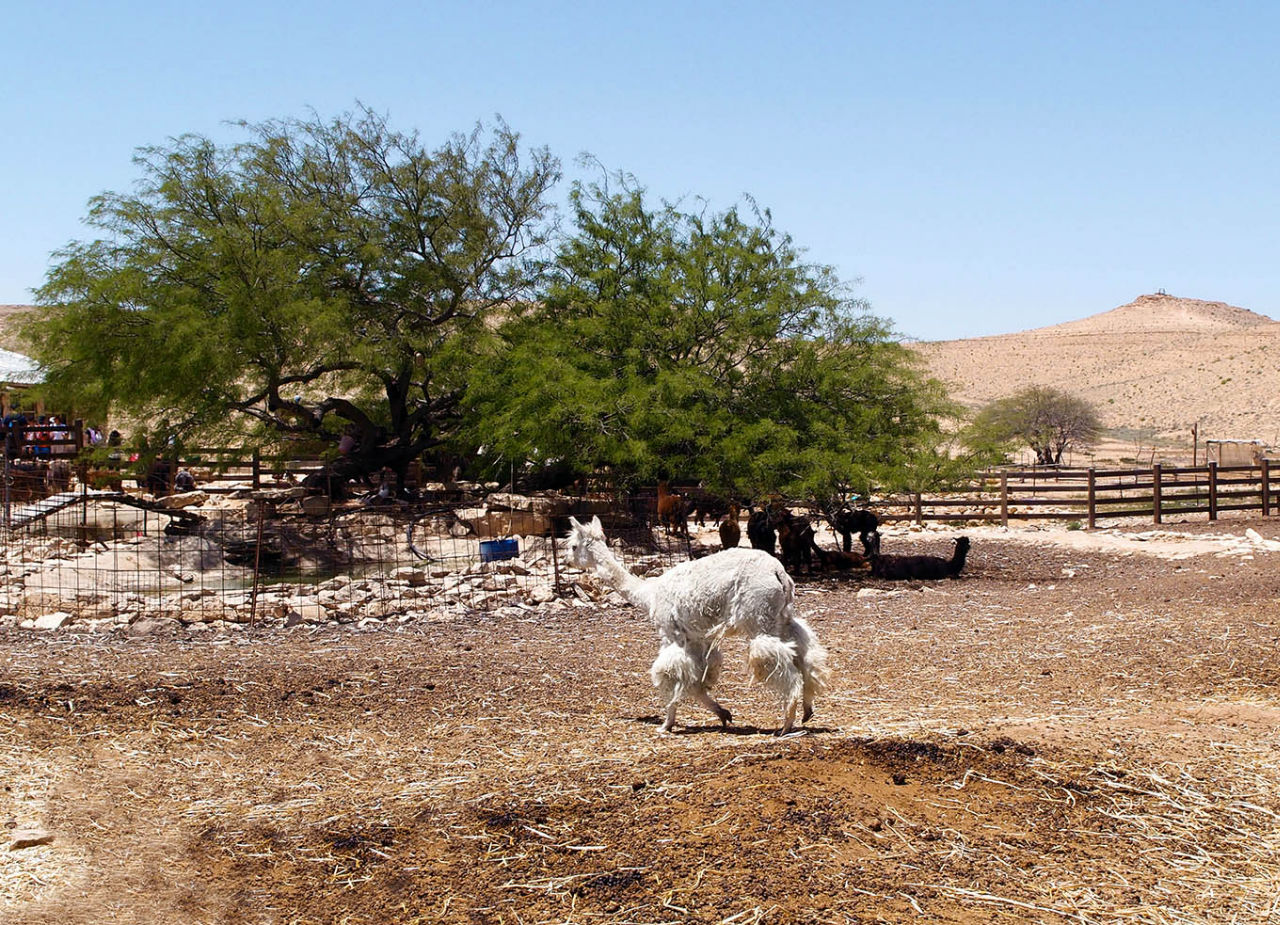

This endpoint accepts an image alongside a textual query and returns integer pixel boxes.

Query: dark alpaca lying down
[813,547,868,571]
[867,532,970,580]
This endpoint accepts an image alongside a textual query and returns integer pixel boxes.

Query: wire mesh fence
[0,489,700,633]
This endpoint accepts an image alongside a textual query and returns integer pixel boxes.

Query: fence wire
[0,492,697,632]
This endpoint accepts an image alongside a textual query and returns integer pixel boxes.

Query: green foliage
[28,108,963,498]
[464,172,957,499]
[26,107,559,480]
[966,386,1102,466]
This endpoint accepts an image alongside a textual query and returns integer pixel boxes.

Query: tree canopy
[28,111,960,500]
[966,386,1103,466]
[462,173,955,499]
[27,108,560,486]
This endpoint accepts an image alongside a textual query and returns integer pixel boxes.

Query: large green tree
[27,108,559,489]
[464,173,954,500]
[967,386,1103,465]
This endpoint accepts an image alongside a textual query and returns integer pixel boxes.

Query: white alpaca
[565,515,828,734]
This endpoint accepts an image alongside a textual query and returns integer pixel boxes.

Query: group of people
[2,412,81,459]
[1,415,199,495]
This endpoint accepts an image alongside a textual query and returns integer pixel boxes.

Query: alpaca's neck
[586,544,652,608]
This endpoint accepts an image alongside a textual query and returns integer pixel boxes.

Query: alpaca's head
[565,515,608,570]
[864,530,882,556]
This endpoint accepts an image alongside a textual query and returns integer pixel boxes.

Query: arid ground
[4,517,1280,924]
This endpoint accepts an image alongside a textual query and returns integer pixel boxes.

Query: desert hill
[0,304,33,353]
[914,293,1280,463]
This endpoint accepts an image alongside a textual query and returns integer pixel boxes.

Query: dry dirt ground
[4,518,1280,924]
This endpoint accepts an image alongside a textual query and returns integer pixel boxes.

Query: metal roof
[0,347,41,385]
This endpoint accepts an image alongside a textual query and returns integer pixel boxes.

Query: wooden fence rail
[877,461,1277,526]
[11,431,1278,529]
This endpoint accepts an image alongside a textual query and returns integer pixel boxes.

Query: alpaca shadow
[636,715,834,736]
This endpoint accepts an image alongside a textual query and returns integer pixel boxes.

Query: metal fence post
[551,529,562,597]
[249,502,265,626]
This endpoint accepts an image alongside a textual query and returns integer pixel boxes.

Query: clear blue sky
[4,1,1278,340]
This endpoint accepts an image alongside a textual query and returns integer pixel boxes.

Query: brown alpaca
[656,481,689,536]
[719,503,741,550]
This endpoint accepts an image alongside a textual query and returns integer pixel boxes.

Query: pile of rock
[0,489,666,634]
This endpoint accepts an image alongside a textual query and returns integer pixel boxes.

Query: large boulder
[159,490,209,510]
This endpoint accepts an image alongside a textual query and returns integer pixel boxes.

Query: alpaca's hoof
[802,705,814,723]
[718,708,732,728]
[657,723,674,735]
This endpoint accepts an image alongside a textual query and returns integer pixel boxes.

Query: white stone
[34,612,73,630]
[390,567,427,586]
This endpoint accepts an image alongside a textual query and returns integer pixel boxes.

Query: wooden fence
[9,427,1278,528]
[878,462,1280,527]
[97,447,427,495]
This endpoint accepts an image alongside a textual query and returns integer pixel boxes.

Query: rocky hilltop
[914,293,1280,461]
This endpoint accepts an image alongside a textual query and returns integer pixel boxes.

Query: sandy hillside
[914,293,1280,461]
[0,304,34,353]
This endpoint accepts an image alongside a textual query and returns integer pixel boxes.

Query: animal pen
[5,440,1280,633]
[0,471,694,631]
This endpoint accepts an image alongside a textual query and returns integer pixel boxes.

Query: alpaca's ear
[568,516,583,531]
[588,515,606,537]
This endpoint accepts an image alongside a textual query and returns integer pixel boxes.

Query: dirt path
[4,519,1280,923]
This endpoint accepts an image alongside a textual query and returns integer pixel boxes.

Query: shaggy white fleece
[566,516,828,734]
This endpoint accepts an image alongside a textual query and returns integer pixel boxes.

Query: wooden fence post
[1263,458,1272,517]
[1208,461,1218,521]
[1000,472,1009,527]
[914,492,923,525]
[1087,468,1096,529]
[1152,463,1162,525]
[251,448,261,491]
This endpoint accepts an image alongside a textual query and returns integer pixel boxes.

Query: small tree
[968,386,1102,466]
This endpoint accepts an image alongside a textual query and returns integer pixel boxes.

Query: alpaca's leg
[689,647,731,726]
[747,634,803,735]
[779,698,798,736]
[790,616,829,724]
[690,688,732,726]
[660,700,679,734]
[650,642,699,734]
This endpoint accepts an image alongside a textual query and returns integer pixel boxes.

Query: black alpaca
[772,508,819,574]
[830,506,880,554]
[746,508,776,555]
[867,533,970,581]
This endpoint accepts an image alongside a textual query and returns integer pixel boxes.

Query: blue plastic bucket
[479,538,519,562]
